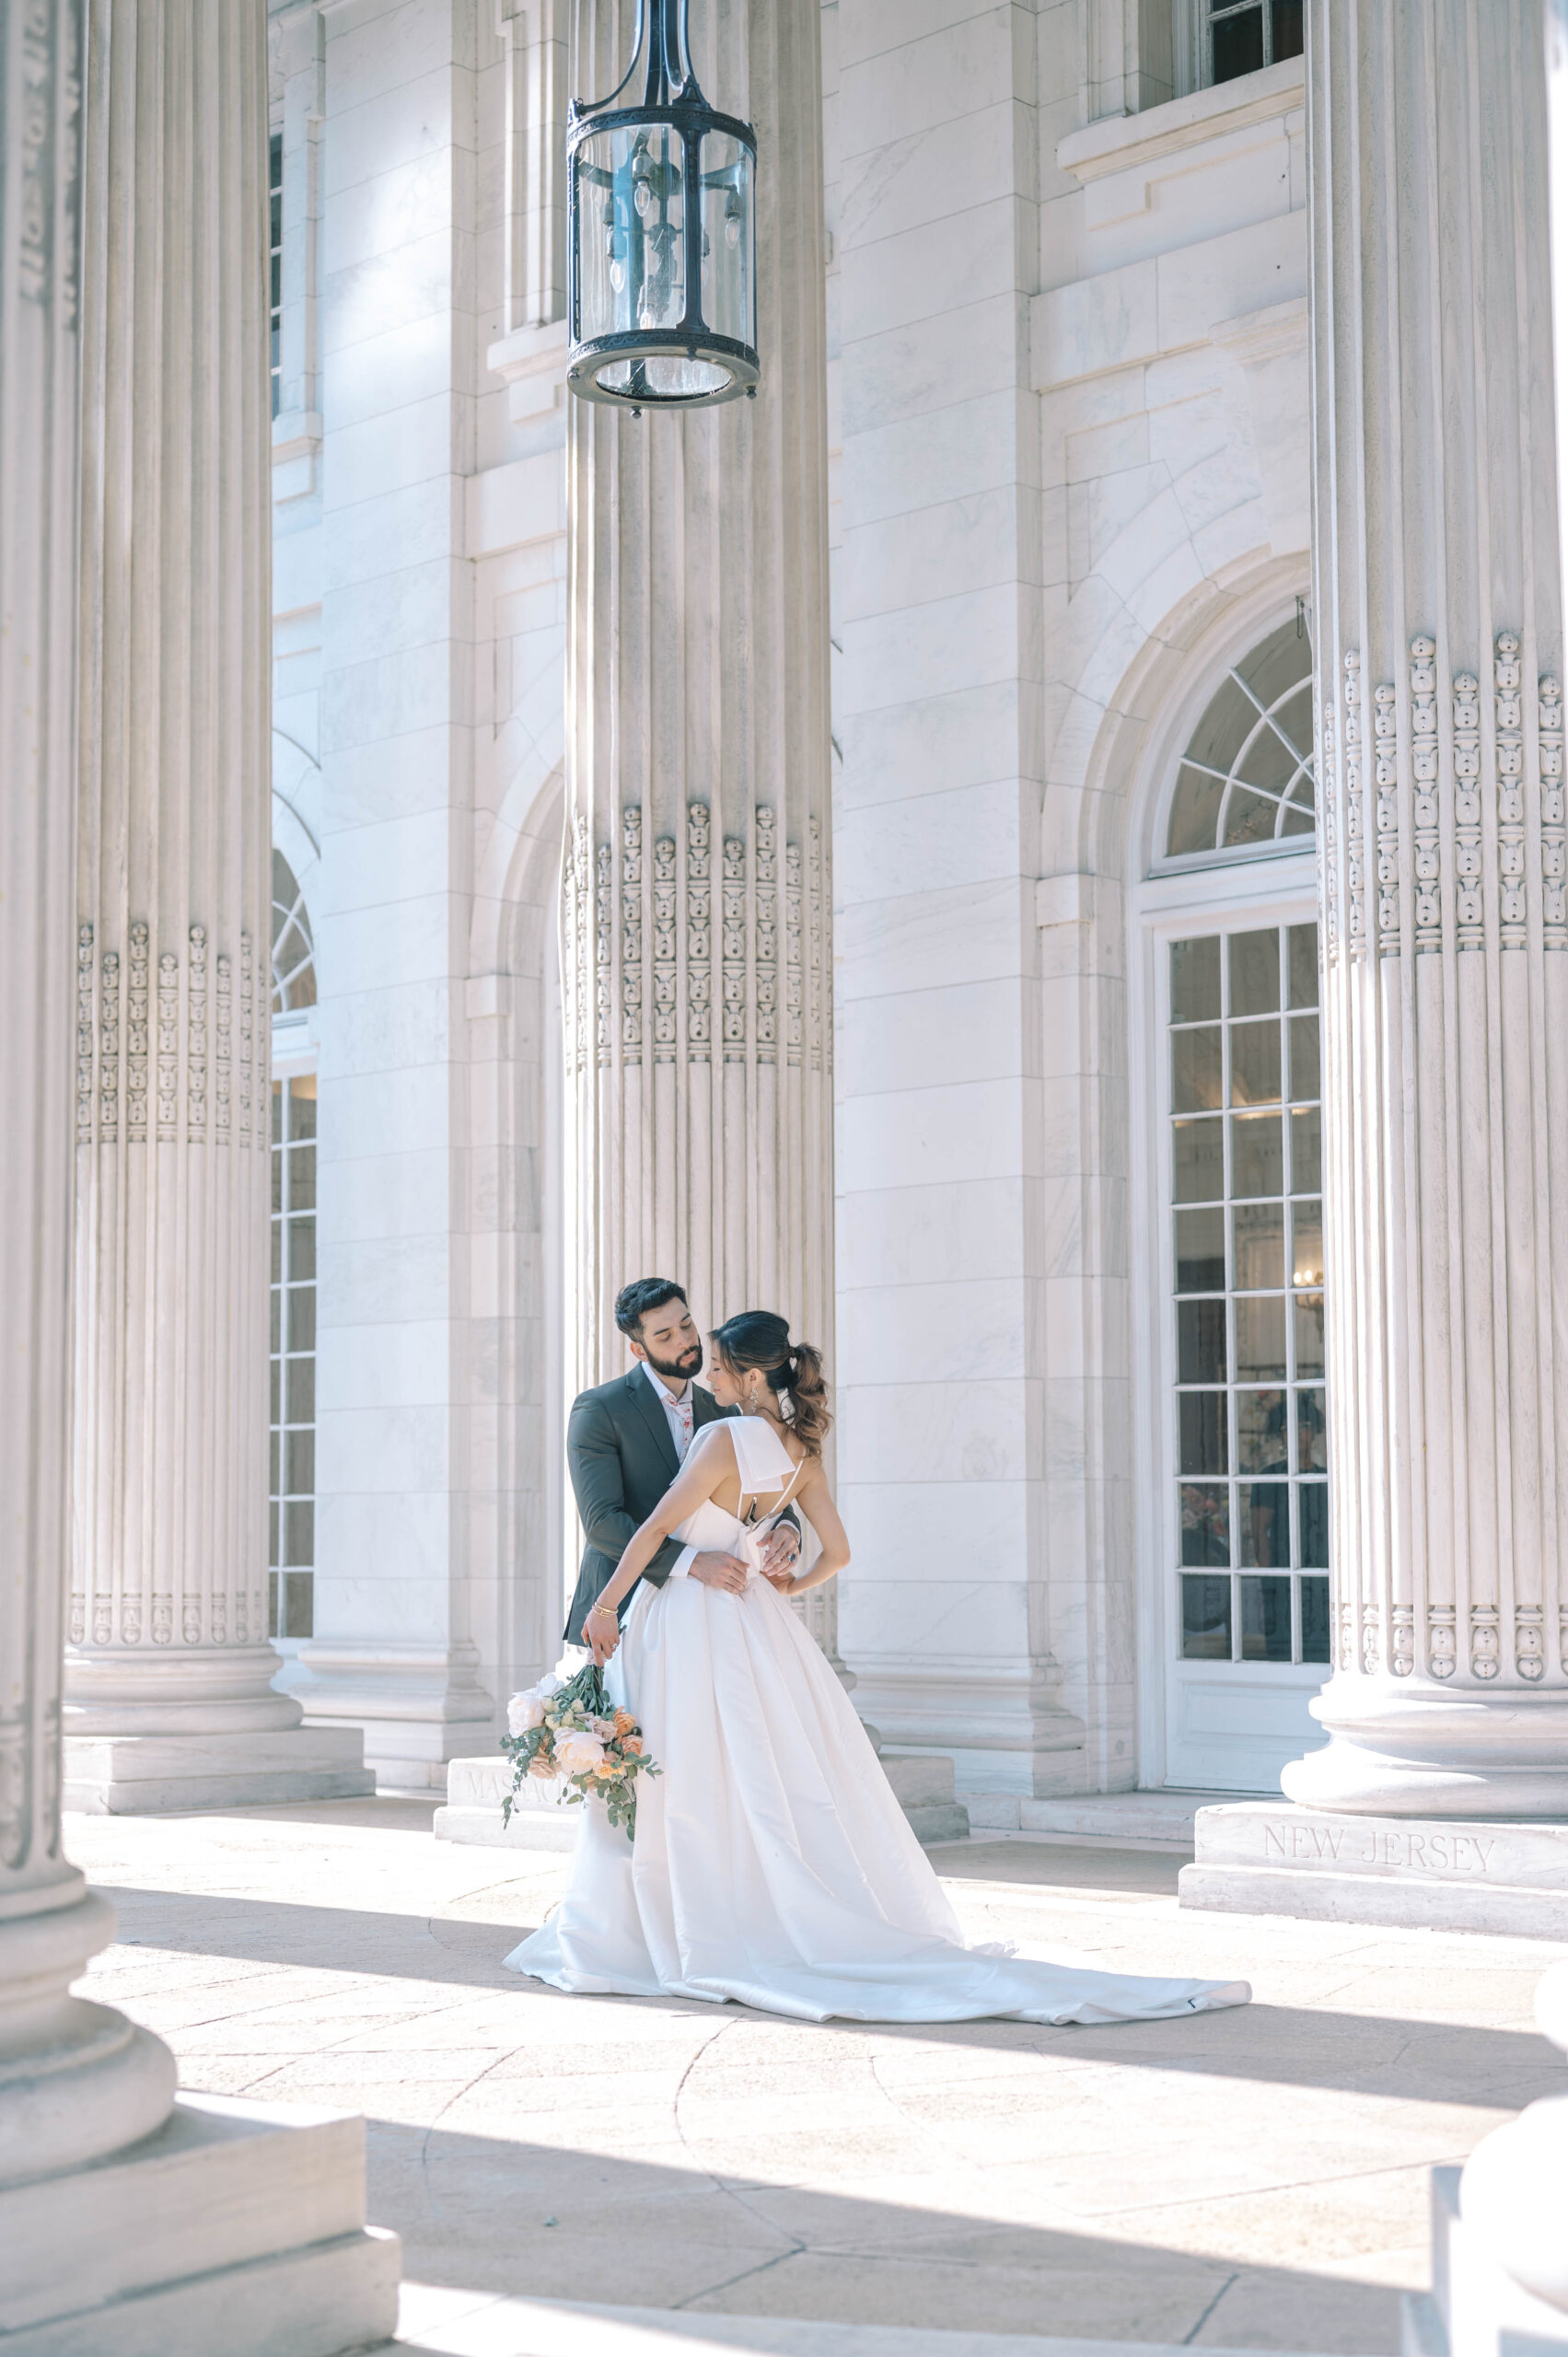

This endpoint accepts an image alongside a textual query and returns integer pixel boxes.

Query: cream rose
[507,1691,545,1736]
[554,1729,607,1777]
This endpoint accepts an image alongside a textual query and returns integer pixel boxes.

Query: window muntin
[1170,921,1328,1666]
[270,1074,316,1643]
[1206,0,1303,87]
[270,131,283,419]
[272,848,316,1013]
[1166,620,1315,863]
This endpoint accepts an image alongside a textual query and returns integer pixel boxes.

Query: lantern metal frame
[566,0,760,412]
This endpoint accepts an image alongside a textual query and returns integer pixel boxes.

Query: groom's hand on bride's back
[691,1550,749,1594]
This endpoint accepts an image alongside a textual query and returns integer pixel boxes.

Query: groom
[563,1277,802,1647]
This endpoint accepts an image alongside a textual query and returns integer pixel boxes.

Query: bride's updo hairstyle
[710,1311,831,1456]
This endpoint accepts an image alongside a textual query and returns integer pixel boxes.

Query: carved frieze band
[74,923,262,1147]
[68,1584,252,1652]
[1541,676,1566,944]
[1410,637,1439,949]
[563,802,825,1079]
[1344,1596,1555,1683]
[1318,702,1339,959]
[1329,634,1564,960]
[1342,652,1365,958]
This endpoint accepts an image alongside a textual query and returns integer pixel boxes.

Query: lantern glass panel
[596,352,732,398]
[701,131,753,347]
[577,123,687,344]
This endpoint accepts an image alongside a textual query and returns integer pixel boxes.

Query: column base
[1180,1802,1568,1937]
[0,2090,399,2355]
[433,1748,971,1850]
[62,1727,373,1813]
[1281,1676,1568,1817]
[1402,2166,1568,2357]
[293,1642,494,1793]
[843,1659,1086,1798]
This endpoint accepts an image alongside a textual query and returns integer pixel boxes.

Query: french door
[1138,889,1330,1791]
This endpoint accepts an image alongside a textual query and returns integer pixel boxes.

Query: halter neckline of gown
[718,1413,806,1520]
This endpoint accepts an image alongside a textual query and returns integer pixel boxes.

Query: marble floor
[66,1801,1568,2357]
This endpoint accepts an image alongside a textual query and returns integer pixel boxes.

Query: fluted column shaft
[1288,0,1568,1813]
[65,0,287,1734]
[563,3,836,1642]
[0,0,175,2177]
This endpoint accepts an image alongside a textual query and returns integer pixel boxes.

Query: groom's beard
[645,1341,703,1384]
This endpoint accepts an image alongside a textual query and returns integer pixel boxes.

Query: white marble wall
[831,0,1077,1794]
[830,5,1315,1801]
[270,0,569,1785]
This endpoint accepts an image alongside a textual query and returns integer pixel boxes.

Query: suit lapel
[628,1365,680,1482]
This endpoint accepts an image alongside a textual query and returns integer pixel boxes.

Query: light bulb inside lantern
[725,212,740,250]
[610,258,626,293]
[634,180,652,218]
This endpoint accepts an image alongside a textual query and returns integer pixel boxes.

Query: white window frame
[1128,597,1329,1794]
[1171,0,1303,99]
[269,1026,319,1683]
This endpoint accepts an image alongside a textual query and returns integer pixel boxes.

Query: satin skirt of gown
[504,1420,1249,2027]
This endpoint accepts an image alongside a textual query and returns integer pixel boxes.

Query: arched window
[1164,617,1315,860]
[272,848,317,1012]
[1133,610,1327,1794]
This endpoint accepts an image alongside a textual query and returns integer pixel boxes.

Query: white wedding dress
[504,1418,1249,2026]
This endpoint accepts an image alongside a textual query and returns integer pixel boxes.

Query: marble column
[0,0,175,2184]
[62,0,368,1810]
[0,14,395,2341]
[563,1,838,1655]
[1282,0,1568,1816]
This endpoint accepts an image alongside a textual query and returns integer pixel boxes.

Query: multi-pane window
[1206,0,1303,85]
[269,131,283,419]
[1169,922,1329,1667]
[1167,620,1315,860]
[270,1075,316,1641]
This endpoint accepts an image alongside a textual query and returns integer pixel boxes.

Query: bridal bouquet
[501,1662,658,1839]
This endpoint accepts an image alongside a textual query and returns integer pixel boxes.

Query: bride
[504,1312,1249,2026]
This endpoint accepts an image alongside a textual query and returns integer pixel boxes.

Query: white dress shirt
[642,1361,699,1578]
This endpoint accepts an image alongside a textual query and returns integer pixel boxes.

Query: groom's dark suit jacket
[563,1368,799,1644]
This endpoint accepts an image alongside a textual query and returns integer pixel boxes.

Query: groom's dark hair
[614,1277,688,1339]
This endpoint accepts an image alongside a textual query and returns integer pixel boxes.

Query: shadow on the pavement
[96,1883,529,1985]
[93,1881,1565,2107]
[96,1795,444,1833]
[366,2119,1400,2355]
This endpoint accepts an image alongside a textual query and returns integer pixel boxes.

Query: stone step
[62,1727,374,1814]
[387,2289,1354,2357]
[434,1750,970,1851]
[956,1790,1237,1851]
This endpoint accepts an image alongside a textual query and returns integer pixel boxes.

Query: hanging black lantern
[567,0,759,413]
